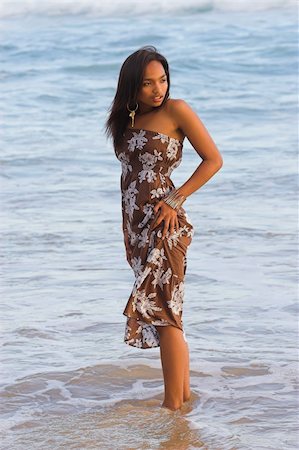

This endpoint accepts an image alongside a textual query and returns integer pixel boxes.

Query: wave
[0,0,296,19]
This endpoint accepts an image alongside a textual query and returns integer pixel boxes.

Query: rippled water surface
[1,1,298,449]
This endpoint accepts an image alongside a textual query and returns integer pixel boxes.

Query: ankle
[162,400,183,411]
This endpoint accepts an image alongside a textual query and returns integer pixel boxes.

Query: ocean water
[1,1,298,449]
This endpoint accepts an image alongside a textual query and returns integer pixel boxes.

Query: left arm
[150,100,223,239]
[172,99,223,199]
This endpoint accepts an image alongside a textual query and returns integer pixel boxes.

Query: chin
[152,98,165,107]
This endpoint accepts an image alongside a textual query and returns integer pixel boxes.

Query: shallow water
[1,1,298,449]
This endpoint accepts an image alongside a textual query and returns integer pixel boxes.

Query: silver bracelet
[163,188,186,211]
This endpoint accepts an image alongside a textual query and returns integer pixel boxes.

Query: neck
[138,101,156,115]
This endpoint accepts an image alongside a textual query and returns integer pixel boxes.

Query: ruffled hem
[124,315,187,349]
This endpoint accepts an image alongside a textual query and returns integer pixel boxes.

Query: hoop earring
[127,102,139,128]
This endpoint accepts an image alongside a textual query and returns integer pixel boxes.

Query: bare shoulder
[166,98,223,166]
[165,98,201,135]
[166,98,189,114]
[166,98,196,128]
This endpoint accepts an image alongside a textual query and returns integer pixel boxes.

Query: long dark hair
[105,45,170,149]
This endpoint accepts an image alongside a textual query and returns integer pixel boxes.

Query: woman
[105,46,223,411]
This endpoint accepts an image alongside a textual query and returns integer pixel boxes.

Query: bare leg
[156,325,190,411]
[183,338,191,402]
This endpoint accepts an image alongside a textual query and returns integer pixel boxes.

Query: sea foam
[0,0,296,19]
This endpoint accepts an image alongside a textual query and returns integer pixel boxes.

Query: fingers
[169,216,177,236]
[151,202,181,240]
[165,216,180,239]
[150,201,162,230]
[151,213,163,231]
[162,217,170,240]
[153,200,163,215]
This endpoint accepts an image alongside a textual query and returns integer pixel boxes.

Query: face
[137,60,168,111]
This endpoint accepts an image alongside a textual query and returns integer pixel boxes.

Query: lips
[153,96,163,102]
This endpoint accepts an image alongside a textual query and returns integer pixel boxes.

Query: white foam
[0,0,296,19]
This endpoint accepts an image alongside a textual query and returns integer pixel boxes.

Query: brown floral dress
[114,128,194,349]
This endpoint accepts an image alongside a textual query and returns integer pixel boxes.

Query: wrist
[163,187,186,211]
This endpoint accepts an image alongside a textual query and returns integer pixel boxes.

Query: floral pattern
[167,281,185,315]
[115,128,194,348]
[122,180,139,221]
[138,150,163,183]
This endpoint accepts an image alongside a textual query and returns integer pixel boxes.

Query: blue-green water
[1,1,298,449]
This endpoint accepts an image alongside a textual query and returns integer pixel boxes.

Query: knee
[155,325,182,337]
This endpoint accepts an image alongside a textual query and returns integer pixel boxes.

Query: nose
[153,83,161,95]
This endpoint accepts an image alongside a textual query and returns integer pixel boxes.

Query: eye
[161,78,167,83]
[143,81,150,86]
